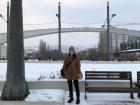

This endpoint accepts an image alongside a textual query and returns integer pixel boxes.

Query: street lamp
[102,14,116,28]
[0,1,10,23]
[102,2,116,61]
[110,14,116,22]
[102,13,116,60]
[0,14,7,23]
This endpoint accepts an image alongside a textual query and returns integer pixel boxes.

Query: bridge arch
[0,27,106,44]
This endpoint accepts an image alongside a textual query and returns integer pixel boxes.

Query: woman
[62,46,82,104]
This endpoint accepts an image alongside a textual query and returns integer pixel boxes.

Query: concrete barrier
[1,60,140,64]
[0,101,64,105]
[0,80,132,92]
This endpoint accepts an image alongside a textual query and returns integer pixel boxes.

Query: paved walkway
[64,92,140,105]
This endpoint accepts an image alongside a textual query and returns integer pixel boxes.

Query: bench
[85,71,140,99]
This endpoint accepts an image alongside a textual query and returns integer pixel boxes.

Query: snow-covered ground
[25,89,65,102]
[65,92,140,105]
[0,63,140,81]
[0,89,65,103]
[0,62,140,105]
[25,89,140,105]
[1,89,140,105]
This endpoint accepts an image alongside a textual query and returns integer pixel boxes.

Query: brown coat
[63,54,82,80]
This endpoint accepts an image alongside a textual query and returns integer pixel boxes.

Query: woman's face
[69,50,74,56]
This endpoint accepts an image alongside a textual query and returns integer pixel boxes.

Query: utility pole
[107,1,110,61]
[7,1,10,36]
[56,2,61,53]
[0,2,9,60]
[6,1,10,60]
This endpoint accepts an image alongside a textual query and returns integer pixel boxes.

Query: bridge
[0,27,140,59]
[1,27,140,44]
[0,27,107,44]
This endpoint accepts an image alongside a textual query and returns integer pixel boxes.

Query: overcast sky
[0,0,140,49]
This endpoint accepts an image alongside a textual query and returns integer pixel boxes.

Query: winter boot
[76,97,80,104]
[67,98,74,103]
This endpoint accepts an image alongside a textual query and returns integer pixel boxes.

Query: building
[99,27,140,54]
[98,27,140,60]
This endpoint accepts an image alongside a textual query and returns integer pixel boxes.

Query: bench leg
[130,93,134,99]
[85,90,87,99]
[137,86,140,98]
[85,95,87,99]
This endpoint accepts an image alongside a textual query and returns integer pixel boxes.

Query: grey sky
[0,0,140,48]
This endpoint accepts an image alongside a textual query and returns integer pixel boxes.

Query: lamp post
[0,1,10,60]
[102,2,116,60]
[7,1,10,60]
[56,2,61,53]
[107,1,110,61]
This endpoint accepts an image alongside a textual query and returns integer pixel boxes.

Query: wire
[62,21,103,25]
[24,22,57,25]
[1,20,140,27]
[62,21,140,26]
[0,22,6,24]
[115,23,140,26]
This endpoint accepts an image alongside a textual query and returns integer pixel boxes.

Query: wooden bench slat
[86,77,130,80]
[86,71,131,73]
[85,71,132,78]
[86,87,140,93]
[85,71,131,80]
[86,74,130,76]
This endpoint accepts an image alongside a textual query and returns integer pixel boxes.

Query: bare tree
[98,32,107,60]
[79,50,88,60]
[87,48,97,60]
[48,49,63,60]
[1,0,29,100]
[39,40,47,60]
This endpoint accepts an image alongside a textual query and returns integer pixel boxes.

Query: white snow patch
[25,89,65,102]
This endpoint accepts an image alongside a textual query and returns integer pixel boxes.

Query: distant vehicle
[24,52,40,60]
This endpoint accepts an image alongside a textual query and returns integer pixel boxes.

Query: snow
[120,49,140,52]
[1,89,140,105]
[65,92,140,105]
[0,62,140,81]
[0,62,140,104]
[25,89,65,102]
[0,89,65,103]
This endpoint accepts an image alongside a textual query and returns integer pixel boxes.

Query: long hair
[68,52,76,59]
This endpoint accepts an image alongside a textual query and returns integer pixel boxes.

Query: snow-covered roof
[120,49,140,53]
